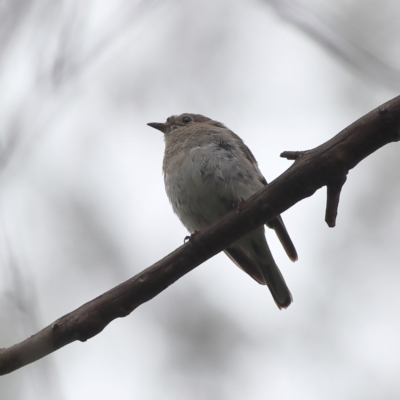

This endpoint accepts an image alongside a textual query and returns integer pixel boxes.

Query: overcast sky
[1,1,400,399]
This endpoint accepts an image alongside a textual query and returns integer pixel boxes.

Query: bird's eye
[182,117,192,124]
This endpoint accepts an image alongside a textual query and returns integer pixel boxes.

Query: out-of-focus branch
[1,95,400,375]
[266,0,400,91]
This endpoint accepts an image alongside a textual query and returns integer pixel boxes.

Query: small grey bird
[148,113,297,309]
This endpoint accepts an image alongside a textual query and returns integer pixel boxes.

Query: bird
[147,113,297,309]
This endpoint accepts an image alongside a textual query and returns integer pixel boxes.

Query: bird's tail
[224,228,292,309]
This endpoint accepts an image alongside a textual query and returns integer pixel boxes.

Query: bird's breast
[163,139,263,232]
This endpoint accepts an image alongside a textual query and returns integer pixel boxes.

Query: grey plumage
[148,113,297,309]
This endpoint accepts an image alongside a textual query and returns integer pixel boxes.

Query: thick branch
[1,96,400,375]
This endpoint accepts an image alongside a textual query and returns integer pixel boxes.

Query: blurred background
[1,0,400,399]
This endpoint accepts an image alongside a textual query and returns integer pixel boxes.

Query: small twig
[280,150,307,160]
[325,175,347,227]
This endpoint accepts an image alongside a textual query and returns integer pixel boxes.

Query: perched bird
[148,114,297,309]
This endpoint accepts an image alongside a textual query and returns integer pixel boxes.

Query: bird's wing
[266,216,298,262]
[258,173,298,263]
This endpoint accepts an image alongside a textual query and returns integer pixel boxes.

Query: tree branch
[1,95,400,375]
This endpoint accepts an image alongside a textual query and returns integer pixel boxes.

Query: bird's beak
[147,122,168,133]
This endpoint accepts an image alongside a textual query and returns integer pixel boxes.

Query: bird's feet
[184,231,200,245]
[232,198,246,214]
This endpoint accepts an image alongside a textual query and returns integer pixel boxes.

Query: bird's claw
[184,231,200,245]
[232,198,246,213]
